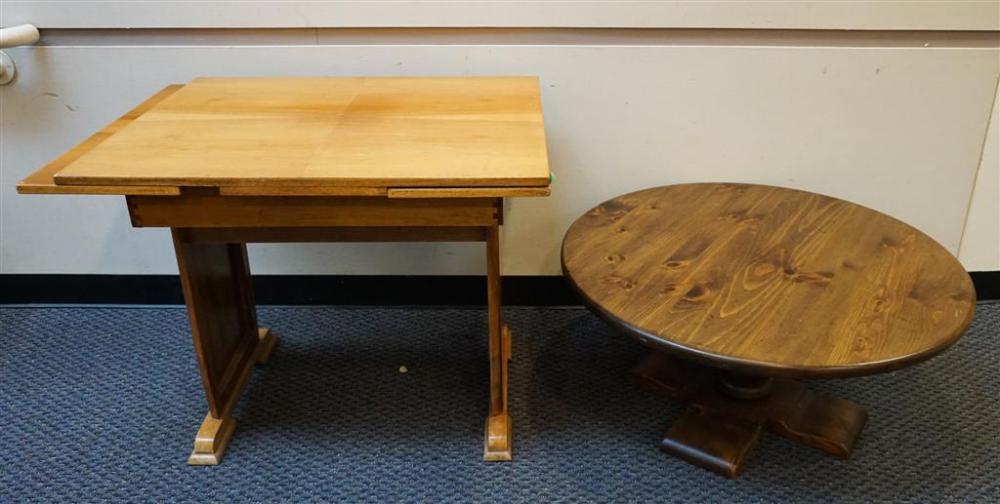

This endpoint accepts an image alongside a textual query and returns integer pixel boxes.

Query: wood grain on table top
[49,77,551,191]
[561,183,975,378]
[17,85,185,196]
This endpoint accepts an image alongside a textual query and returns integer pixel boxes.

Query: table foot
[632,351,868,476]
[661,407,763,478]
[483,324,512,461]
[484,413,512,461]
[767,384,867,458]
[187,327,276,466]
[254,327,278,364]
[188,413,237,465]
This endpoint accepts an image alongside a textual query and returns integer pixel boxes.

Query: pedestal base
[632,351,867,478]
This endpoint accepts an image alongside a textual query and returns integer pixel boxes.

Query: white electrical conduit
[0,24,40,85]
[0,24,39,48]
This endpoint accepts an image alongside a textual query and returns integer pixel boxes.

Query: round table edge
[561,251,977,380]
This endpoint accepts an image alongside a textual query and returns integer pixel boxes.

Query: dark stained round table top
[561,183,976,378]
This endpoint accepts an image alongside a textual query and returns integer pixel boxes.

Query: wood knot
[607,212,628,223]
[605,275,636,291]
[873,298,887,312]
[780,263,833,285]
[589,200,634,225]
[881,235,900,247]
[683,284,709,300]
[663,260,687,269]
[725,210,747,222]
[605,253,626,264]
[908,284,928,300]
[852,335,870,352]
[792,271,833,285]
[660,283,682,294]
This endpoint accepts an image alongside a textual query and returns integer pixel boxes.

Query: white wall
[2,2,999,275]
[959,80,1000,271]
[5,1,999,30]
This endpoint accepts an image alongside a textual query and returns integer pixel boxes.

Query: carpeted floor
[1,303,997,502]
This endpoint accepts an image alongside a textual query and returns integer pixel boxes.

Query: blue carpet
[1,304,998,502]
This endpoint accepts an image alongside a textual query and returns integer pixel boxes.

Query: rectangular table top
[21,77,551,198]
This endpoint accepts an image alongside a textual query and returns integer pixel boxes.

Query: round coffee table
[561,183,976,477]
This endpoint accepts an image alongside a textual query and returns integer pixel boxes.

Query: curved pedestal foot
[633,351,867,478]
[661,407,763,479]
[768,388,867,458]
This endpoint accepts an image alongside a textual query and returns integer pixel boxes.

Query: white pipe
[0,24,40,49]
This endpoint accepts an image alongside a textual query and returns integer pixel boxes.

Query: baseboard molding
[971,270,1000,301]
[1,272,997,305]
[0,274,579,306]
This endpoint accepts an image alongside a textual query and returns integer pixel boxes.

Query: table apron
[126,195,503,228]
[173,226,488,243]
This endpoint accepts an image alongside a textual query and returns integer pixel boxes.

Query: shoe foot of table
[188,328,277,465]
[633,351,867,478]
[484,324,513,461]
[484,413,512,461]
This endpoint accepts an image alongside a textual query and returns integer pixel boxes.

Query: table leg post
[172,229,278,465]
[483,225,512,461]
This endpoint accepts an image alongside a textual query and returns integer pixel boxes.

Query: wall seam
[956,72,1000,264]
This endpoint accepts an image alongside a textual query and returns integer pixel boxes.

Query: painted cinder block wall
[1,1,998,276]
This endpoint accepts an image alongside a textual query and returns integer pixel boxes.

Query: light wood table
[18,77,551,464]
[562,183,975,477]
